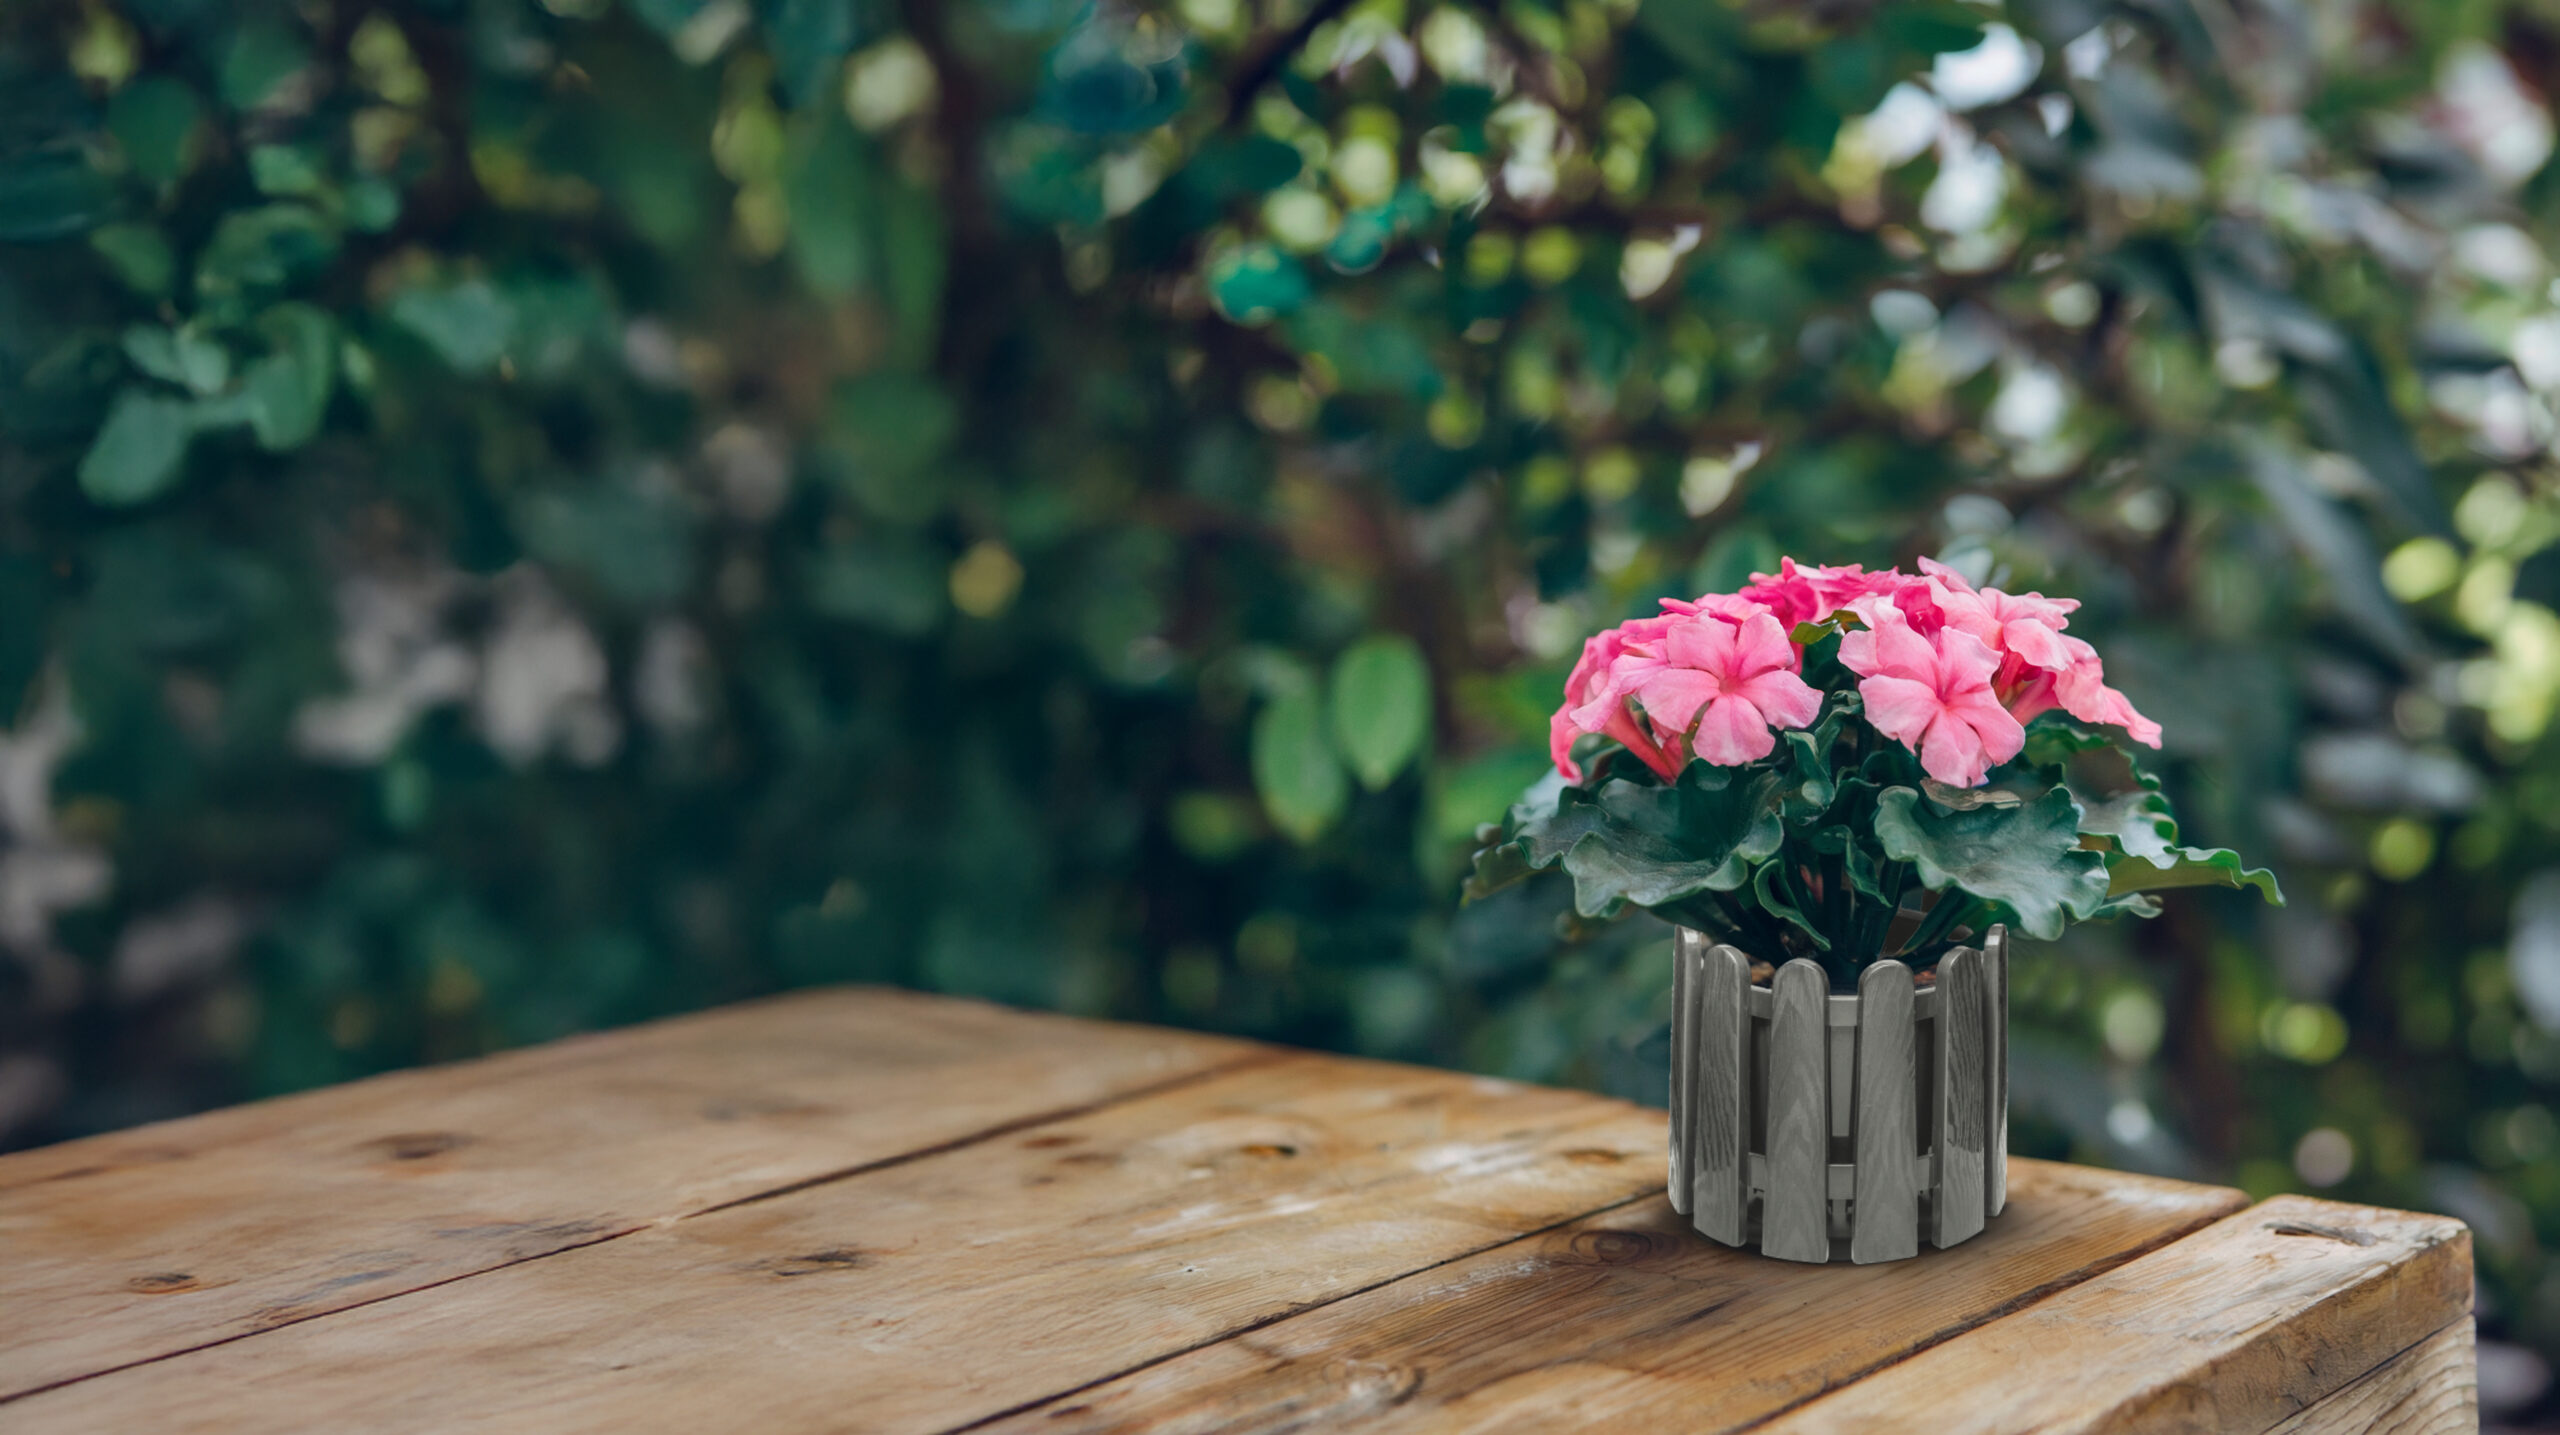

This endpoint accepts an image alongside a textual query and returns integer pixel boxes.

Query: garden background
[7,0,2560,1415]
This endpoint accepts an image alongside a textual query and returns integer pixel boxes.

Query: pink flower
[1547,607,1822,781]
[1616,611,1822,766]
[1551,616,1677,782]
[1909,561,2161,749]
[2042,638,2164,746]
[1737,559,1893,628]
[1931,573,2080,676]
[1839,606,2026,787]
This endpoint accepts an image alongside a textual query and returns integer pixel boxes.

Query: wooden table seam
[0,1045,1283,1410]
[682,1048,1290,1219]
[1721,1190,2253,1435]
[935,1187,1671,1435]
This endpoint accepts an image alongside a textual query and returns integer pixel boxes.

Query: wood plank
[1984,927,2008,1217]
[1849,959,1917,1265]
[1762,958,1831,1262]
[1691,942,1750,1246]
[0,987,1257,1401]
[1761,1194,2474,1434]
[970,1157,2242,1435]
[1,1052,1669,1434]
[2261,1319,2476,1434]
[1932,946,1985,1249]
[1669,930,1698,1216]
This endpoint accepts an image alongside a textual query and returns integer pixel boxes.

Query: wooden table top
[0,987,2477,1433]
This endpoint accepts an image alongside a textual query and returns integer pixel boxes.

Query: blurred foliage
[10,0,2560,1406]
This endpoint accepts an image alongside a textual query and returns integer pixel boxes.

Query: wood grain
[0,987,1257,1400]
[2,1052,1668,1434]
[1932,946,1985,1249]
[1763,959,1831,1262]
[1850,959,1917,1265]
[969,1157,2245,1435]
[1761,1194,2474,1434]
[2261,1319,2476,1434]
[1690,942,1751,1246]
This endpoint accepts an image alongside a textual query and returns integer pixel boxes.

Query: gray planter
[1667,924,2010,1264]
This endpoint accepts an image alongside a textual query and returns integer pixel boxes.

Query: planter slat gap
[1986,927,2010,1219]
[1671,925,2009,1263]
[1670,935,1695,1216]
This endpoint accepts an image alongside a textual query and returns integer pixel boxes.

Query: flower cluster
[1552,559,2160,788]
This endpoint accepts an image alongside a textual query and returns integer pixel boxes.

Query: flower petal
[1631,667,1719,734]
[1931,625,2004,689]
[1662,612,1742,671]
[1549,706,1583,781]
[1735,667,1821,729]
[1841,602,1938,679]
[1917,711,1993,787]
[1693,695,1778,765]
[1729,611,1800,678]
[2057,660,2163,746]
[1857,675,1941,745]
[1997,616,2075,672]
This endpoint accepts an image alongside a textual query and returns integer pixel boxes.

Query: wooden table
[0,988,2477,1433]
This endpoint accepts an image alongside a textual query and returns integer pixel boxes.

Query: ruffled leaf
[2105,845,2284,905]
[1467,763,1785,919]
[2025,714,2282,906]
[1873,785,2110,940]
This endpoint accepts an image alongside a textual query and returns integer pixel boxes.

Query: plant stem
[1902,891,1978,962]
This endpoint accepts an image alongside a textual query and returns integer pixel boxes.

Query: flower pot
[1667,924,2010,1264]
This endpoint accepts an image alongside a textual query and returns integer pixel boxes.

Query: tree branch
[1222,0,1357,127]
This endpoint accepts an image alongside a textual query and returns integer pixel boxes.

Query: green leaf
[389,278,516,372]
[877,173,947,366]
[343,177,401,233]
[1873,786,2110,941]
[195,204,339,315]
[1754,859,1829,950]
[803,540,947,635]
[762,0,860,106]
[90,223,174,295]
[0,149,115,242]
[79,388,196,506]
[1437,748,1553,849]
[1254,686,1348,843]
[1486,764,1786,919]
[2021,712,2279,907]
[1329,634,1430,790]
[108,77,205,187]
[2076,787,2178,863]
[785,113,877,299]
[1207,244,1309,325]
[2105,846,2284,905]
[824,372,957,521]
[511,480,697,604]
[248,143,327,197]
[122,325,231,396]
[241,303,336,450]
[219,20,314,110]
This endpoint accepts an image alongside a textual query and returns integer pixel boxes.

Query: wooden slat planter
[0,986,2478,1433]
[1672,927,2011,1262]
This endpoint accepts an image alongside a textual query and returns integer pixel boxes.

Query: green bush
[9,0,2560,1397]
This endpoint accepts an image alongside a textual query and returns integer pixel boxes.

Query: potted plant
[1466,559,2280,1264]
